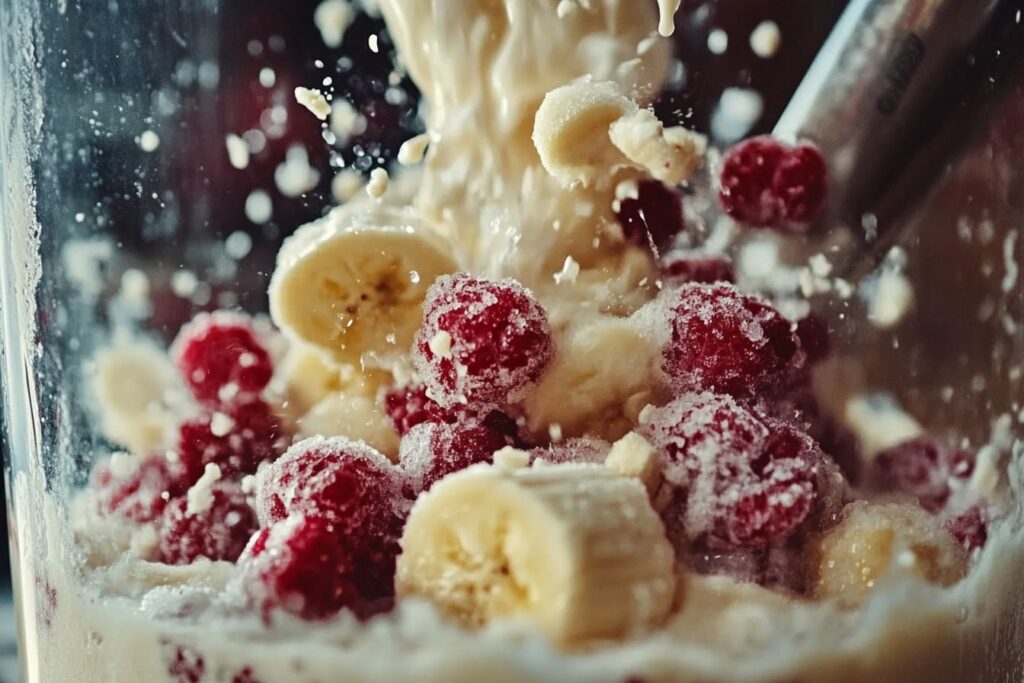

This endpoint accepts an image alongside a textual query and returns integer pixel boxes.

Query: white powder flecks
[314,0,355,48]
[294,87,332,121]
[368,34,380,53]
[225,134,250,170]
[707,28,729,55]
[258,67,276,88]
[556,0,576,18]
[332,169,364,202]
[225,231,253,260]
[119,269,150,304]
[170,269,198,298]
[62,238,114,302]
[186,464,223,515]
[210,412,235,438]
[138,130,161,152]
[428,330,453,360]
[549,423,564,442]
[1002,230,1018,293]
[553,255,581,285]
[658,0,681,36]
[866,270,914,329]
[241,474,257,495]
[711,87,763,144]
[275,145,321,197]
[244,190,273,225]
[366,167,389,198]
[330,99,368,141]
[750,21,781,58]
[397,133,430,166]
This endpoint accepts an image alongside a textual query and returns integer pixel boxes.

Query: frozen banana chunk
[296,392,400,460]
[397,462,676,644]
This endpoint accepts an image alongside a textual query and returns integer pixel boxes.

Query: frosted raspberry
[945,505,988,553]
[93,455,189,524]
[383,384,523,444]
[399,421,513,494]
[178,397,287,483]
[255,436,405,601]
[871,437,974,513]
[642,393,828,548]
[659,251,735,286]
[662,283,802,397]
[412,274,553,408]
[795,313,831,365]
[615,179,686,252]
[172,312,274,404]
[239,515,371,620]
[718,136,827,230]
[158,481,258,564]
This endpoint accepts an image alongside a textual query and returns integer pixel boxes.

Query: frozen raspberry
[615,179,686,252]
[945,505,988,553]
[659,251,735,286]
[255,436,405,601]
[172,312,274,404]
[642,392,830,548]
[412,274,553,408]
[158,481,258,564]
[399,421,514,494]
[239,515,371,620]
[795,313,831,365]
[93,455,189,524]
[871,437,974,513]
[383,384,523,444]
[163,642,205,683]
[178,397,286,483]
[719,136,827,230]
[662,283,802,397]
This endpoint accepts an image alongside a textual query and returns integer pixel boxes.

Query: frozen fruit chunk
[412,274,553,408]
[383,384,523,444]
[718,135,827,230]
[642,392,831,548]
[945,505,989,553]
[399,421,513,494]
[172,312,274,404]
[239,515,369,621]
[811,501,966,607]
[615,179,686,252]
[662,283,802,397]
[178,397,287,483]
[870,436,974,513]
[659,251,735,286]
[158,481,258,565]
[93,455,188,524]
[256,436,406,529]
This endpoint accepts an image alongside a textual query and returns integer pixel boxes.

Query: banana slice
[397,462,676,644]
[92,341,182,455]
[296,392,401,460]
[269,204,457,365]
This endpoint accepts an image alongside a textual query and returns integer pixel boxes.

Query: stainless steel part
[774,0,1024,278]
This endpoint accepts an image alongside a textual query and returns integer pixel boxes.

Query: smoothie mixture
[11,1,1024,681]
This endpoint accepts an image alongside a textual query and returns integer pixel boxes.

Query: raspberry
[172,312,274,404]
[718,136,827,230]
[662,283,802,397]
[615,179,686,252]
[239,515,371,620]
[945,505,988,553]
[642,392,826,548]
[93,455,189,524]
[255,436,406,603]
[158,481,258,564]
[412,274,553,408]
[399,421,513,494]
[163,642,205,683]
[383,384,523,444]
[795,313,831,365]
[870,437,974,513]
[659,251,735,287]
[178,397,286,483]
[232,669,262,683]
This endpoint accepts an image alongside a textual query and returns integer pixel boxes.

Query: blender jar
[1,0,1022,681]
